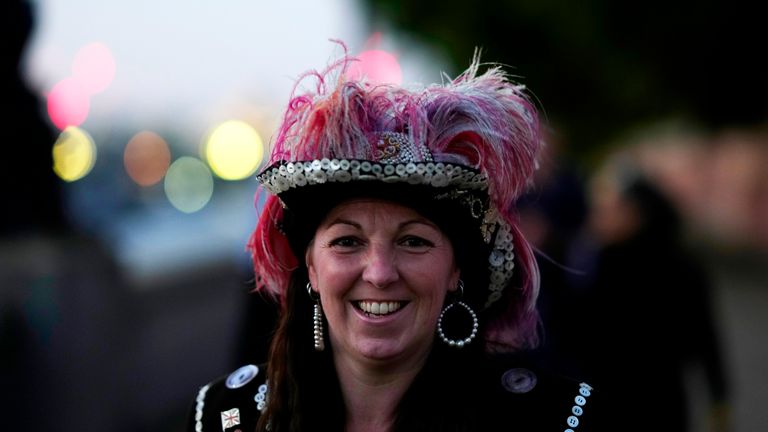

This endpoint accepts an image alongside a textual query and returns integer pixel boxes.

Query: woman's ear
[448,268,461,293]
[305,242,317,290]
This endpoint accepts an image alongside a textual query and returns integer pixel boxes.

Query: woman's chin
[350,338,431,367]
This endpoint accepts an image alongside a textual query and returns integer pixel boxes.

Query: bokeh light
[203,120,264,181]
[346,49,402,85]
[164,156,214,213]
[52,126,96,182]
[124,131,172,186]
[72,42,116,94]
[47,77,90,130]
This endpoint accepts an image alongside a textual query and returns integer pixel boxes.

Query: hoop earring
[307,282,325,351]
[437,280,479,348]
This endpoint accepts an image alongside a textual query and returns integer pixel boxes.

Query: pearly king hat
[249,49,543,351]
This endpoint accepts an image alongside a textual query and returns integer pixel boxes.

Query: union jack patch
[220,408,241,430]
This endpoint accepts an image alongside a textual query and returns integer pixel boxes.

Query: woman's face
[306,198,460,367]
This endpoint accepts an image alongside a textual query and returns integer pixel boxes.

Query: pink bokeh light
[72,42,116,95]
[47,77,90,130]
[346,49,402,86]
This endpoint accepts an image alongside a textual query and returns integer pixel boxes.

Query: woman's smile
[354,300,407,317]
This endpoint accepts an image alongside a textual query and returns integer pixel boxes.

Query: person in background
[516,129,592,380]
[583,157,729,432]
[1,0,66,236]
[187,44,598,431]
[1,2,129,431]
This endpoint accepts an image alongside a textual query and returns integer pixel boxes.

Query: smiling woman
[186,42,599,432]
[307,199,460,367]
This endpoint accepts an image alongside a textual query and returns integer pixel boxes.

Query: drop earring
[307,282,325,351]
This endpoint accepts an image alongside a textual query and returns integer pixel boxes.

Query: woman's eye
[400,236,434,248]
[329,236,360,248]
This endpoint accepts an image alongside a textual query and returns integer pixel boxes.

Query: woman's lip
[353,299,407,302]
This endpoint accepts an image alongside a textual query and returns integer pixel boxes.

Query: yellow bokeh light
[204,120,264,180]
[52,126,96,182]
[164,156,214,213]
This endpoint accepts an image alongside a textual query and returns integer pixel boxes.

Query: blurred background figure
[517,126,593,379]
[1,0,66,235]
[581,154,730,432]
[1,1,130,430]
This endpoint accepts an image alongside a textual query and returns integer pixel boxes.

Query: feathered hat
[248,45,543,351]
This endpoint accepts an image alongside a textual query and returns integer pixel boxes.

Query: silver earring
[437,280,479,348]
[307,282,325,351]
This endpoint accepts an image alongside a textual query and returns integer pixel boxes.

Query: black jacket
[187,358,597,431]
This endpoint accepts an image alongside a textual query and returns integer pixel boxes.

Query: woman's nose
[362,243,399,288]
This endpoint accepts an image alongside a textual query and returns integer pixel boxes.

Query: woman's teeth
[357,301,402,315]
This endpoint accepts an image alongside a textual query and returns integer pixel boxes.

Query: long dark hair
[256,268,344,432]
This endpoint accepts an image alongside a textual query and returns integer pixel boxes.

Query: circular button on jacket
[501,368,537,394]
[225,364,259,389]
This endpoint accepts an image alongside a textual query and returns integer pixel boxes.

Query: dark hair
[622,177,682,241]
[257,269,345,432]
